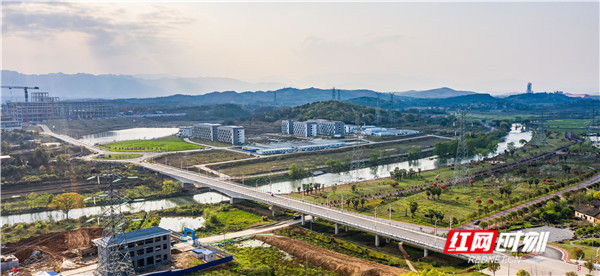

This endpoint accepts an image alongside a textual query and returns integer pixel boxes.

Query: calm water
[1,192,229,226]
[78,127,179,145]
[259,124,532,194]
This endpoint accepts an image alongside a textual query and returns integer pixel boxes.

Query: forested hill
[244,101,400,125]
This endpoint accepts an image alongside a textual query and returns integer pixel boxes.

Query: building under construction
[2,92,115,123]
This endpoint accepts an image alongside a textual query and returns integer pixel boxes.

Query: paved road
[195,218,301,244]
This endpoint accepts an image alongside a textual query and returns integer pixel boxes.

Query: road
[195,218,301,244]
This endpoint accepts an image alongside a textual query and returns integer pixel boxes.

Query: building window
[155,237,161,242]
[163,235,167,241]
[137,249,144,256]
[147,256,154,265]
[145,238,153,244]
[163,244,167,250]
[130,250,135,257]
[128,242,135,248]
[164,254,167,261]
[146,247,153,254]
[136,241,144,247]
[156,255,161,261]
[155,245,161,251]
[137,259,144,268]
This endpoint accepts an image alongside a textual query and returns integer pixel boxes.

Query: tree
[409,202,418,218]
[49,192,85,219]
[479,221,489,230]
[31,147,49,167]
[26,192,38,209]
[452,217,459,226]
[369,153,379,165]
[488,260,500,276]
[408,146,422,161]
[585,260,594,274]
[351,184,357,192]
[565,272,577,276]
[519,139,527,145]
[288,163,306,179]
[360,197,366,208]
[162,180,182,195]
[516,270,530,276]
[573,247,585,259]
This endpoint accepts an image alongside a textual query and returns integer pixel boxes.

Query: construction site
[1,86,115,125]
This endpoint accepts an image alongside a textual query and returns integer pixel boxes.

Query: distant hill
[504,93,579,105]
[0,70,285,100]
[348,93,504,109]
[246,100,399,125]
[394,87,478,98]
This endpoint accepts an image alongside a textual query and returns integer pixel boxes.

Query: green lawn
[100,136,204,152]
[546,119,591,128]
[94,153,142,160]
[550,243,598,261]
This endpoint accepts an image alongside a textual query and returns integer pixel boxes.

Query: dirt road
[254,234,409,276]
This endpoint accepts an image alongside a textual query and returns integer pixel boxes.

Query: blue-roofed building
[191,248,217,262]
[93,227,172,272]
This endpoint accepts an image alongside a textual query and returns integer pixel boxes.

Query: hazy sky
[2,1,599,94]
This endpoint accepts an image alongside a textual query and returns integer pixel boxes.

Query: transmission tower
[350,112,366,179]
[273,91,277,106]
[332,87,336,101]
[453,109,470,192]
[376,93,382,126]
[94,172,135,276]
[337,89,341,101]
[535,113,547,146]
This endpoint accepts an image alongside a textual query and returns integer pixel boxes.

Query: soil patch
[254,234,408,276]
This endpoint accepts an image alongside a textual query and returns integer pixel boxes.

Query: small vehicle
[474,220,481,225]
[293,215,302,220]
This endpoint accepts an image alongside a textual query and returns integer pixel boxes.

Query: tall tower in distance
[526,82,533,94]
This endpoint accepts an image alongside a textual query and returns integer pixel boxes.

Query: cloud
[2,2,196,56]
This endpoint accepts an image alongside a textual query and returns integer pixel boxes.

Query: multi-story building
[282,119,344,137]
[93,227,172,272]
[2,92,115,123]
[192,123,220,141]
[178,126,193,137]
[190,123,245,145]
[217,125,245,145]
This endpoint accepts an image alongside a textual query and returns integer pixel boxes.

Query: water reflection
[1,192,229,226]
[78,128,179,145]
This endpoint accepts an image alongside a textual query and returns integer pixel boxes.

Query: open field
[155,150,252,167]
[188,137,233,147]
[44,117,187,138]
[100,136,204,152]
[94,153,142,160]
[211,136,445,177]
[546,119,591,129]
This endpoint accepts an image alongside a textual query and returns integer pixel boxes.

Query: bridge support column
[386,238,390,244]
[335,223,339,235]
[345,225,349,232]
[375,235,380,247]
[301,214,305,226]
[229,198,245,204]
[270,206,286,217]
[424,249,429,257]
[311,216,315,223]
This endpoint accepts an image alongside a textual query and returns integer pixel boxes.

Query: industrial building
[345,125,420,136]
[180,123,245,145]
[93,227,172,272]
[282,119,344,137]
[242,139,345,155]
[2,92,115,124]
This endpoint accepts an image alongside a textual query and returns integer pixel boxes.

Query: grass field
[94,153,142,160]
[189,138,233,147]
[550,243,598,261]
[546,119,591,128]
[155,150,252,166]
[211,136,445,177]
[100,136,204,152]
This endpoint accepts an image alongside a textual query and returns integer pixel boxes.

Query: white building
[191,123,245,145]
[178,126,193,137]
[282,119,344,137]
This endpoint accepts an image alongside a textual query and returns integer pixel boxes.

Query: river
[257,124,532,194]
[1,192,229,226]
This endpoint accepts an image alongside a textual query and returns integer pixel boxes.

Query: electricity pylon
[350,112,365,179]
[93,172,135,276]
[535,113,547,146]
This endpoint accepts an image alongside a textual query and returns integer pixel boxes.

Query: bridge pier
[386,238,390,244]
[424,249,429,257]
[229,198,245,204]
[345,225,349,232]
[375,235,380,247]
[335,223,339,234]
[301,214,306,226]
[270,205,286,216]
[311,216,315,223]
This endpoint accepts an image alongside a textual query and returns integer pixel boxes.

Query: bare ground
[254,234,409,276]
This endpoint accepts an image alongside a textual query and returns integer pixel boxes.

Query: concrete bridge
[142,161,481,259]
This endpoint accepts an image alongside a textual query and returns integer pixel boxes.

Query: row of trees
[389,167,421,181]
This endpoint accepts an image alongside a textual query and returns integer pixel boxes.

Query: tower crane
[1,86,39,102]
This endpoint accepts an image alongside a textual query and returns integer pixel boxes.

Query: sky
[2,1,599,95]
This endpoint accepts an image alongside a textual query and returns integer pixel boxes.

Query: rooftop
[575,205,600,218]
[93,227,170,248]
